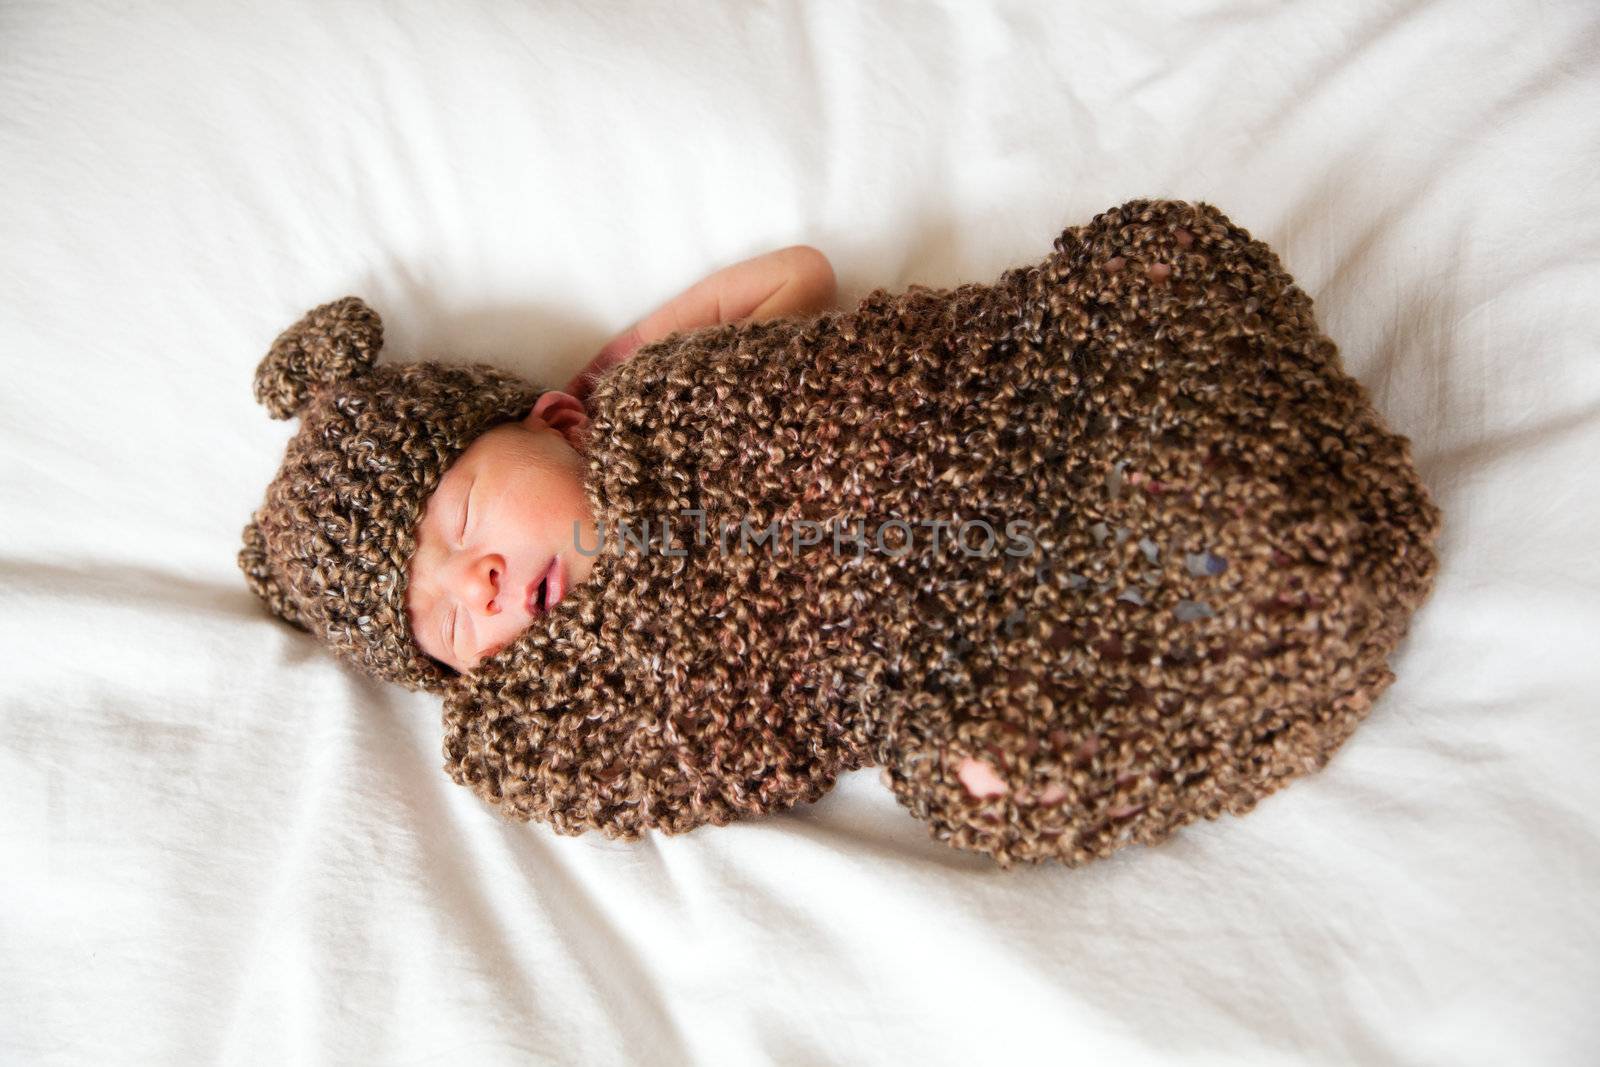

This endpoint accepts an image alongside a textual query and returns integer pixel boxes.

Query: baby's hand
[956,755,1070,806]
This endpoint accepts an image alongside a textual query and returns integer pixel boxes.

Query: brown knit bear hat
[238,297,542,692]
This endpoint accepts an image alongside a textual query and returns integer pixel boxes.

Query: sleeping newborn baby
[240,199,1441,868]
[402,388,599,674]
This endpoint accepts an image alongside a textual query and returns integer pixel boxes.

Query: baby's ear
[524,390,590,449]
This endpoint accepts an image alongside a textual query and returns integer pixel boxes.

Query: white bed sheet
[3,1,1597,1063]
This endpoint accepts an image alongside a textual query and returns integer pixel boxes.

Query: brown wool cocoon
[435,199,1440,869]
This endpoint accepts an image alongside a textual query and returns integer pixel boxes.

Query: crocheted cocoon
[441,199,1442,869]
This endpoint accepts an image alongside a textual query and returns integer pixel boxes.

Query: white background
[2,1,1597,1063]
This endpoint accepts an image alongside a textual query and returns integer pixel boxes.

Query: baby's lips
[545,555,566,608]
[524,556,564,616]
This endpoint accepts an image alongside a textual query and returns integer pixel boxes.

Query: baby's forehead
[403,500,450,610]
[404,426,510,615]
[446,418,523,472]
[430,416,547,495]
[401,570,458,677]
[419,430,495,509]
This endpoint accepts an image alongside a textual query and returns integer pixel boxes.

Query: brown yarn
[440,198,1441,868]
[239,296,542,692]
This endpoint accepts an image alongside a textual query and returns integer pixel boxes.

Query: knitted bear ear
[238,516,310,633]
[253,296,384,420]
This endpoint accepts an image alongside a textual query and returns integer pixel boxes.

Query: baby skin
[405,391,602,672]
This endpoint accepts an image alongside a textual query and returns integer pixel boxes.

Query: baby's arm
[567,245,837,400]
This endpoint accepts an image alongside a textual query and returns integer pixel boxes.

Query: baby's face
[405,391,599,674]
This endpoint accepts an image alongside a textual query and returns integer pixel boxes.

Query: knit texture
[239,297,541,693]
[440,198,1442,868]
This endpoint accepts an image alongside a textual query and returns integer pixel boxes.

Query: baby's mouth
[526,556,565,615]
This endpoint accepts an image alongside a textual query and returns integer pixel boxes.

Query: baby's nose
[465,554,507,615]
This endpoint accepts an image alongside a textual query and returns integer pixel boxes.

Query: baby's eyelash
[459,486,473,543]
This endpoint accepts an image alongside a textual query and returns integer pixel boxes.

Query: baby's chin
[439,599,574,679]
[450,618,555,685]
